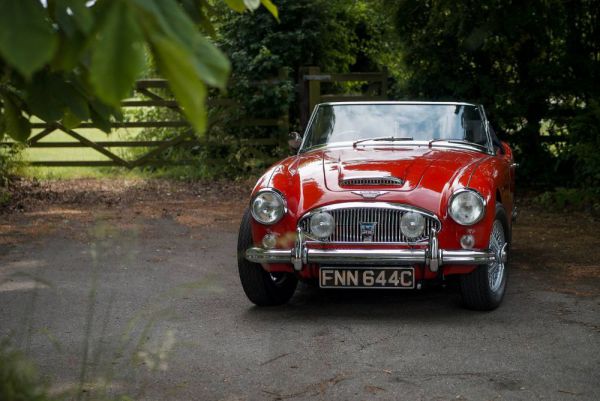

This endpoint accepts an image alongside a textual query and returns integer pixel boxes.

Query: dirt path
[1,179,599,401]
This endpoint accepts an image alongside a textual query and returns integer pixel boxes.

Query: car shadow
[240,281,488,323]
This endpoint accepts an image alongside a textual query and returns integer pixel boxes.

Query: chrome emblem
[360,222,377,242]
[351,190,388,199]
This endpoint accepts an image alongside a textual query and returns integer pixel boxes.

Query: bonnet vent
[340,177,404,186]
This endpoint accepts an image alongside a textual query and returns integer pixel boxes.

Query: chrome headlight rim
[448,188,486,226]
[250,188,287,225]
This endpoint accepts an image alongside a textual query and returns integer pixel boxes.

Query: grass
[7,125,150,180]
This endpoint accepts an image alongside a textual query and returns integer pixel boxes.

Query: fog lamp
[310,212,335,239]
[400,212,425,239]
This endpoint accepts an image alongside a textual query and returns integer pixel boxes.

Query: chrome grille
[299,206,439,243]
[340,177,404,186]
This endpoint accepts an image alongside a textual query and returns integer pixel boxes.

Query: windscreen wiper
[428,139,488,151]
[353,136,414,147]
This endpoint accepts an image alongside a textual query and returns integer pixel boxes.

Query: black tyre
[459,203,509,311]
[237,209,298,306]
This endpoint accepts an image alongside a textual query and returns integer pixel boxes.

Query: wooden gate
[299,66,388,127]
[0,78,289,168]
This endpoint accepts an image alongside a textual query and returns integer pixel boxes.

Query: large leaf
[89,0,145,107]
[64,0,93,33]
[137,0,230,89]
[0,0,59,78]
[2,95,31,143]
[151,34,207,135]
[53,0,93,36]
[51,31,87,71]
[244,0,260,11]
[26,74,68,122]
[26,73,90,123]
[89,99,114,133]
[224,0,246,12]
[260,0,279,20]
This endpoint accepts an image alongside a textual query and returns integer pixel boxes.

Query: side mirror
[288,131,303,151]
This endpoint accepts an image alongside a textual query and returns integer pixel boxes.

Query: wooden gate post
[299,66,321,129]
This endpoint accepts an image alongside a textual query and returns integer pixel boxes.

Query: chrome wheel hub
[488,220,506,292]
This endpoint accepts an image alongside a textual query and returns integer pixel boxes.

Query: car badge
[351,190,389,199]
[360,222,377,242]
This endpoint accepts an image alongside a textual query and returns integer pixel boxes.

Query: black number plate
[319,267,415,289]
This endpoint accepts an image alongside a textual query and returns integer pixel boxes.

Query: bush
[0,341,52,401]
[0,146,21,207]
[568,100,600,193]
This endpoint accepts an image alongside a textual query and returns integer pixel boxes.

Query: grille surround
[298,202,440,244]
[340,176,404,186]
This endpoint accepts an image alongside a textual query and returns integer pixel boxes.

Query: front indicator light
[262,233,277,249]
[460,234,475,249]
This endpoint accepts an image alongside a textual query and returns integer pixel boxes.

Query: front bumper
[245,228,507,273]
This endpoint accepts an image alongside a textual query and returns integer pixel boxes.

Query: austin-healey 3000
[237,102,516,310]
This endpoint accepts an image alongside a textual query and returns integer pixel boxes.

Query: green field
[4,126,146,179]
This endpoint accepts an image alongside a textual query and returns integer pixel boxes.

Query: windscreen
[302,104,488,150]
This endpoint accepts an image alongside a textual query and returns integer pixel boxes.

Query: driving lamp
[400,212,426,239]
[310,212,335,239]
[449,189,485,225]
[251,190,286,225]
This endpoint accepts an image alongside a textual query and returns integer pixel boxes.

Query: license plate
[319,267,415,289]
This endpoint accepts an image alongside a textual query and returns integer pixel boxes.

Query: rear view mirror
[288,132,303,151]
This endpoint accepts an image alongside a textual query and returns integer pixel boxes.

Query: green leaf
[244,0,260,11]
[0,113,6,141]
[0,0,59,78]
[224,0,246,12]
[89,0,145,107]
[62,109,82,129]
[2,95,31,143]
[26,73,90,123]
[89,100,114,133]
[151,34,207,135]
[260,0,279,20]
[139,0,230,89]
[64,0,93,33]
[26,74,68,122]
[51,31,87,71]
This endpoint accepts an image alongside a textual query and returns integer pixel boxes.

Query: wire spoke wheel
[487,220,506,292]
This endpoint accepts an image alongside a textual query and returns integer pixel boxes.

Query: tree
[217,0,396,119]
[389,0,599,186]
[0,0,278,143]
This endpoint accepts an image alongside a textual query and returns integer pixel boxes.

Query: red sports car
[238,102,516,310]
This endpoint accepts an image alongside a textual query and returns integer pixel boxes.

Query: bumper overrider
[245,228,508,273]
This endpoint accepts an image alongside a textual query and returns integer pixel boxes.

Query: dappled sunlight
[0,280,49,293]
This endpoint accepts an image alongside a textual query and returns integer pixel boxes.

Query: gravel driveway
[1,179,599,401]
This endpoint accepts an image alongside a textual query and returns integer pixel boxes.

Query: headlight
[310,212,335,239]
[251,190,286,225]
[400,212,425,239]
[448,189,485,225]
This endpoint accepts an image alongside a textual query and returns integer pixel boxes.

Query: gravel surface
[0,179,599,401]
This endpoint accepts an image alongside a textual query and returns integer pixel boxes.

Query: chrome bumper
[245,228,507,273]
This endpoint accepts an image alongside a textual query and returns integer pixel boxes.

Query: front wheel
[459,204,509,311]
[237,209,297,306]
